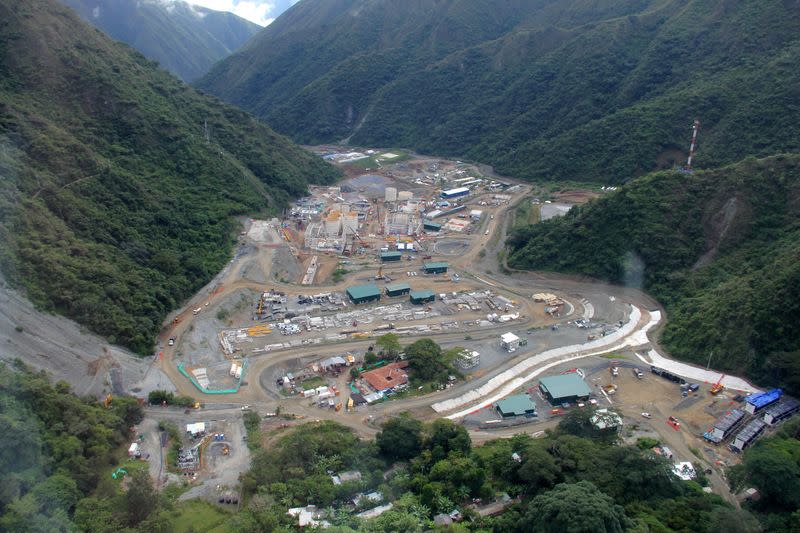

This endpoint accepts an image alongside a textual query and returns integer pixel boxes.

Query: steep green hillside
[61,0,261,81]
[0,0,339,354]
[198,0,800,183]
[507,154,800,392]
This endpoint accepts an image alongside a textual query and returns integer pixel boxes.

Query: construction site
[132,145,799,509]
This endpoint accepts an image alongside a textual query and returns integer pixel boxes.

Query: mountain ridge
[197,0,800,183]
[507,153,800,393]
[60,0,261,81]
[0,0,339,354]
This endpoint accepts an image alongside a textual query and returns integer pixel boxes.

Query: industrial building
[380,251,403,262]
[441,187,470,199]
[709,409,745,441]
[422,261,449,274]
[539,374,592,405]
[410,290,435,304]
[423,220,441,232]
[385,283,411,297]
[495,394,537,418]
[456,350,480,370]
[346,284,381,304]
[500,332,520,352]
[731,419,767,452]
[763,398,800,425]
[744,389,782,414]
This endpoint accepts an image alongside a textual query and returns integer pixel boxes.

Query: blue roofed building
[744,389,782,414]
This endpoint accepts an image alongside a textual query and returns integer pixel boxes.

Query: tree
[517,444,561,493]
[376,333,402,358]
[425,419,471,462]
[729,438,800,510]
[709,508,763,533]
[520,481,630,533]
[377,416,423,460]
[124,469,159,526]
[405,339,444,382]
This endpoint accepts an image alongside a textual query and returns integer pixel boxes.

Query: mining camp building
[500,332,520,352]
[380,251,403,262]
[423,220,441,232]
[423,261,449,274]
[346,284,381,304]
[495,394,537,418]
[385,283,411,297]
[410,290,435,304]
[539,374,592,405]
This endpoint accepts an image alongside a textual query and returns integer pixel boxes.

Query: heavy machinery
[103,394,113,408]
[710,375,725,395]
[667,416,681,431]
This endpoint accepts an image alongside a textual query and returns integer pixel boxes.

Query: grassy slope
[0,0,339,354]
[198,0,800,183]
[507,154,800,392]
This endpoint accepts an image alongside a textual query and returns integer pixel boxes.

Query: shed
[731,419,767,452]
[500,332,520,352]
[423,220,442,231]
[441,187,470,199]
[380,251,402,262]
[495,394,537,418]
[763,398,800,425]
[346,284,381,304]
[423,261,449,274]
[539,374,592,405]
[410,290,435,304]
[711,409,745,440]
[744,388,782,414]
[385,283,411,297]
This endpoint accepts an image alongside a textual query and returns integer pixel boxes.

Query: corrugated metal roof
[713,409,745,432]
[410,290,435,299]
[764,398,800,419]
[539,374,592,399]
[734,419,767,447]
[380,251,402,258]
[346,284,381,300]
[423,261,449,270]
[385,282,410,292]
[495,394,536,415]
[746,388,782,408]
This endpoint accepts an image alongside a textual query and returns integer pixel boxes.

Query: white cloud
[188,0,277,26]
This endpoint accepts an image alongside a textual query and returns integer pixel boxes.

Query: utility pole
[685,119,700,172]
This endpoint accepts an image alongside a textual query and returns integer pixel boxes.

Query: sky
[188,0,299,26]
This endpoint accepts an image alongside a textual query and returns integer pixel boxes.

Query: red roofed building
[362,361,409,392]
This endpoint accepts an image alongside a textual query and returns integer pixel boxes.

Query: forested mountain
[198,0,800,183]
[508,154,800,393]
[60,0,261,81]
[0,0,339,354]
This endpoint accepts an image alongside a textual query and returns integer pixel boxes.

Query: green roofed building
[423,220,441,231]
[409,290,435,304]
[422,261,448,274]
[346,284,381,304]
[381,251,403,262]
[385,283,411,297]
[495,394,537,418]
[539,374,592,405]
